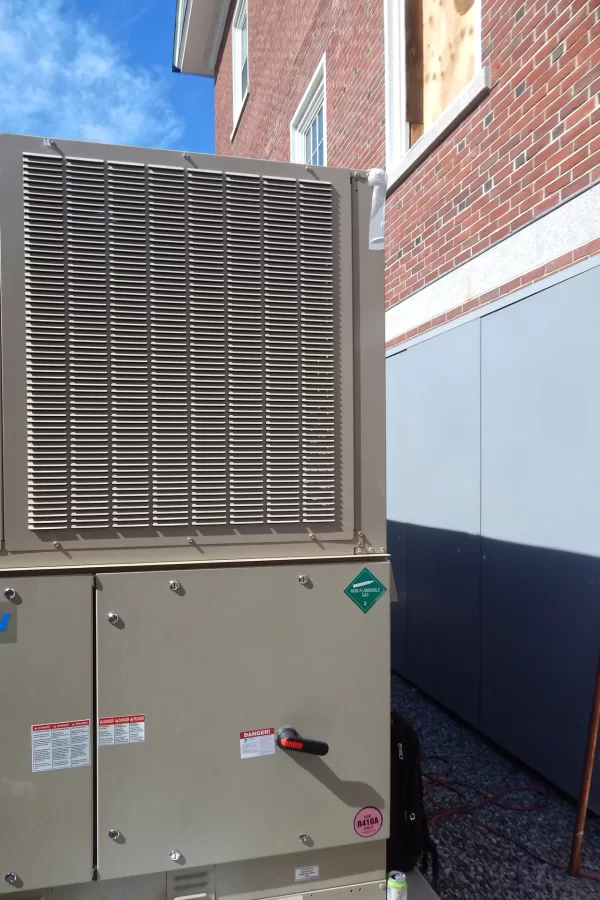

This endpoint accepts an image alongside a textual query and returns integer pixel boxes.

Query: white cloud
[0,0,183,147]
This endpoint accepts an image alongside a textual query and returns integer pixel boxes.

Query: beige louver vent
[24,153,339,531]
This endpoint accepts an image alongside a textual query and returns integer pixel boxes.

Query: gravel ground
[391,674,600,900]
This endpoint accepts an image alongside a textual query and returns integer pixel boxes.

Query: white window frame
[384,0,490,190]
[231,0,249,135]
[290,55,327,166]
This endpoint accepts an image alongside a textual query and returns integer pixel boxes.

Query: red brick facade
[215,0,386,168]
[215,0,600,338]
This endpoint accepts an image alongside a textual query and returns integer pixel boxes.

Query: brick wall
[214,0,600,322]
[385,0,600,311]
[214,0,386,170]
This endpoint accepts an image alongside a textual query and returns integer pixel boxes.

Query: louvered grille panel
[67,158,110,528]
[300,182,336,522]
[264,178,301,523]
[188,169,228,525]
[25,154,68,530]
[109,162,150,526]
[24,154,342,532]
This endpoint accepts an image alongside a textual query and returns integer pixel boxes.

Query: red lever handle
[276,726,329,756]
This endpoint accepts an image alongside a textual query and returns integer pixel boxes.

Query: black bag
[387,712,439,888]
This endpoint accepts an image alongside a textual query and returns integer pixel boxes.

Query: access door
[96,562,390,880]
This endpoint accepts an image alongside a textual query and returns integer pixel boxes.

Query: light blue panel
[481,265,600,556]
[386,320,482,721]
[386,319,481,535]
[480,264,600,807]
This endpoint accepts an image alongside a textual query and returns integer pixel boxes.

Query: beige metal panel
[0,575,94,894]
[351,179,386,555]
[167,866,215,900]
[0,133,355,559]
[54,873,167,900]
[0,551,389,577]
[216,844,385,900]
[96,562,390,880]
[236,881,384,900]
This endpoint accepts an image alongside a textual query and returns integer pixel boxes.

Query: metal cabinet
[95,563,390,880]
[0,576,94,894]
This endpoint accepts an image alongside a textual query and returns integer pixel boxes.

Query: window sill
[230,89,250,142]
[387,66,491,194]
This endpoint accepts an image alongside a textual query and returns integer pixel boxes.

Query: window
[290,56,327,166]
[385,0,489,187]
[232,0,249,127]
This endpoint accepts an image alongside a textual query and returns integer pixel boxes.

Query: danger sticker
[99,715,145,746]
[354,806,383,837]
[240,727,275,759]
[31,720,91,773]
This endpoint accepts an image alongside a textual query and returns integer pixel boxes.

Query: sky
[0,0,215,152]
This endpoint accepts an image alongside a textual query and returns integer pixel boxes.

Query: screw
[358,531,365,538]
[309,533,317,541]
[380,547,386,553]
[107,612,120,626]
[298,574,309,585]
[108,829,120,841]
[3,587,16,601]
[306,165,313,172]
[299,833,309,843]
[169,580,181,592]
[379,884,386,891]
[367,546,374,553]
[187,537,194,544]
[184,152,191,160]
[170,849,182,861]
[4,874,17,885]
[356,548,363,554]
[53,541,61,549]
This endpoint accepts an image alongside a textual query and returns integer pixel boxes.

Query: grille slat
[24,154,340,532]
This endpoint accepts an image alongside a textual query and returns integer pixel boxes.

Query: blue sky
[0,0,215,152]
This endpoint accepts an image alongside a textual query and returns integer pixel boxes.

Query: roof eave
[173,0,230,78]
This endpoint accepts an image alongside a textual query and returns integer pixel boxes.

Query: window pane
[241,59,248,97]
[241,20,248,64]
[302,101,325,165]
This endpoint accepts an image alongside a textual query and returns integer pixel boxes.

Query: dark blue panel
[388,519,407,673]
[481,537,600,808]
[404,524,481,728]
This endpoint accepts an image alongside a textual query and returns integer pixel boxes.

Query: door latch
[276,726,329,756]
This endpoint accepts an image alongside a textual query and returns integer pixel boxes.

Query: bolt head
[169,580,181,592]
[187,537,194,544]
[108,829,120,841]
[4,873,17,885]
[298,574,309,585]
[299,833,309,843]
[53,541,61,549]
[107,612,119,626]
[170,849,182,861]
[3,587,16,601]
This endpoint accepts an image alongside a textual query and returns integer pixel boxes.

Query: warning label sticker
[31,720,91,772]
[240,727,276,759]
[99,715,145,746]
[295,865,320,882]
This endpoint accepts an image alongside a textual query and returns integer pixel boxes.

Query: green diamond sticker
[344,567,387,613]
